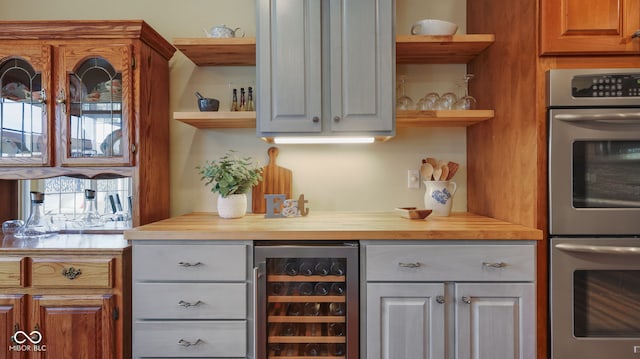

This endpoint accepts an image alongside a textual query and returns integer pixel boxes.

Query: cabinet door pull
[312,116,320,123]
[632,30,640,39]
[56,90,66,105]
[178,300,203,307]
[436,295,445,304]
[62,267,82,279]
[482,261,507,268]
[398,262,421,268]
[461,296,472,304]
[178,338,203,347]
[178,261,203,267]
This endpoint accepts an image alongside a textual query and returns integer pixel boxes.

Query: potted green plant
[197,150,263,218]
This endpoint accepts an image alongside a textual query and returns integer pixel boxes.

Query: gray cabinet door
[455,283,536,359]
[329,0,394,133]
[257,0,322,133]
[367,282,446,359]
[257,0,394,136]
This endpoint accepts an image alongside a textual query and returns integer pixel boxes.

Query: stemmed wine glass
[433,91,457,110]
[396,75,414,110]
[416,92,440,110]
[452,74,477,110]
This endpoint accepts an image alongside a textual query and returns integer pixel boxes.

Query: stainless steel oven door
[551,237,640,359]
[549,108,640,235]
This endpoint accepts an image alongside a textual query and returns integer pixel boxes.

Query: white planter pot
[217,193,247,219]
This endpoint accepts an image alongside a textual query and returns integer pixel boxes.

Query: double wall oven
[548,69,640,358]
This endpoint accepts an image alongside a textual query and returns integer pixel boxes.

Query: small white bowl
[411,19,458,36]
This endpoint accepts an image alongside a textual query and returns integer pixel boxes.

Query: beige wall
[1,0,469,216]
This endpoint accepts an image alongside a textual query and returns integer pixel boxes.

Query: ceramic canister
[423,181,457,216]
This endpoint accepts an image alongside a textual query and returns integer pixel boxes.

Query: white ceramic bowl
[411,19,458,36]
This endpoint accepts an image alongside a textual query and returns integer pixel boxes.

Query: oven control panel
[572,73,640,98]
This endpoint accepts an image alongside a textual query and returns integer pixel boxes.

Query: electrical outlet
[407,169,420,189]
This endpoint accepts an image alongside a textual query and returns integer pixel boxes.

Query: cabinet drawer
[134,321,246,357]
[0,257,25,287]
[134,282,247,319]
[366,244,535,282]
[31,257,114,288]
[133,244,247,281]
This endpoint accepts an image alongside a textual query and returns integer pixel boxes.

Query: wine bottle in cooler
[299,259,315,276]
[314,258,331,275]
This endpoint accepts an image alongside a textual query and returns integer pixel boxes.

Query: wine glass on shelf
[396,75,414,110]
[416,92,440,110]
[452,74,477,110]
[434,91,457,110]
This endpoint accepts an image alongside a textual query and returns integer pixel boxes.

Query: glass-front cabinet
[0,45,51,166]
[0,20,175,228]
[0,44,133,168]
[59,45,133,166]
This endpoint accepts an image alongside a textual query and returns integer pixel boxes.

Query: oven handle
[556,112,640,125]
[555,243,640,255]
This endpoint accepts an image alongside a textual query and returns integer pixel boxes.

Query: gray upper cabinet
[257,0,395,138]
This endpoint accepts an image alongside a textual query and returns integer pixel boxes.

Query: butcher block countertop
[124,212,543,241]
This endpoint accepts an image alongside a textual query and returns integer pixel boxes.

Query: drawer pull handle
[62,267,82,279]
[436,295,445,304]
[178,300,203,307]
[398,262,421,268]
[482,261,507,268]
[462,296,472,304]
[178,261,203,267]
[178,338,203,347]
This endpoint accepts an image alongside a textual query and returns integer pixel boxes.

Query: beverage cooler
[254,241,359,358]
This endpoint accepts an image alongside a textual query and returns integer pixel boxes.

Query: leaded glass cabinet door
[58,45,133,167]
[0,45,53,166]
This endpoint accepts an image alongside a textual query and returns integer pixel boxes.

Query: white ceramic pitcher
[423,181,457,216]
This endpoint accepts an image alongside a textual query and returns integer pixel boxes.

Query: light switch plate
[407,169,420,189]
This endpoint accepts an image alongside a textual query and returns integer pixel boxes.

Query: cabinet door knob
[436,295,445,304]
[461,296,472,304]
[312,116,320,123]
[333,116,341,123]
[56,90,66,105]
[632,30,640,39]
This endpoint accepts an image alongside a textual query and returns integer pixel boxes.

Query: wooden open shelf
[173,37,256,66]
[396,110,494,127]
[396,34,495,64]
[174,110,494,129]
[173,34,494,66]
[174,111,256,128]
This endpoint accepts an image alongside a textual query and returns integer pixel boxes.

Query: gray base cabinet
[362,241,536,359]
[132,241,253,359]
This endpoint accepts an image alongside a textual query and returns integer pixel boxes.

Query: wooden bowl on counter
[395,207,433,220]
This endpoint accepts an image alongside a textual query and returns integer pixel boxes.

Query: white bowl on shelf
[411,19,458,36]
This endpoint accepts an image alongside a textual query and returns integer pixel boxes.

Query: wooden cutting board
[252,146,292,213]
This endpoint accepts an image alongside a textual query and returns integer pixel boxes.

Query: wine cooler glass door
[255,243,358,359]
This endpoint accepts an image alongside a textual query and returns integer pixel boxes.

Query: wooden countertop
[124,212,543,241]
